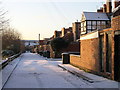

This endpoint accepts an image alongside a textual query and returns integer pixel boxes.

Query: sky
[1,0,105,40]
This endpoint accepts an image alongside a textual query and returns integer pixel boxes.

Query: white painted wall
[80,31,99,40]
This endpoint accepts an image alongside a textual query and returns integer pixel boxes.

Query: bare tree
[0,8,9,32]
[0,3,24,55]
[2,28,22,54]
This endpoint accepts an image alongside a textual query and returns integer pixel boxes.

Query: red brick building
[54,30,61,38]
[70,0,120,81]
[72,22,81,41]
[61,27,72,37]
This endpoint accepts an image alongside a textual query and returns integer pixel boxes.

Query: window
[97,26,101,30]
[106,21,111,28]
[101,21,106,25]
[92,21,97,30]
[92,26,97,30]
[87,26,91,29]
[97,21,101,25]
[87,21,91,25]
[92,21,96,25]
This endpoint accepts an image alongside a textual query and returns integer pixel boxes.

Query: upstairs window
[92,21,96,25]
[87,21,91,25]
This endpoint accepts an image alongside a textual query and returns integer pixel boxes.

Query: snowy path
[3,53,93,88]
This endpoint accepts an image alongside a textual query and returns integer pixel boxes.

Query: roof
[24,41,39,46]
[113,5,120,14]
[83,12,110,20]
[22,40,38,42]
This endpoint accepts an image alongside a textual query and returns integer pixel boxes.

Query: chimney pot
[114,0,120,8]
[97,8,103,12]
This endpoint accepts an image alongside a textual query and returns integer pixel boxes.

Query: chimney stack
[103,4,107,12]
[114,0,120,8]
[106,0,112,13]
[97,7,103,12]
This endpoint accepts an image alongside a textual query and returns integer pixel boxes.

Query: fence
[0,53,21,70]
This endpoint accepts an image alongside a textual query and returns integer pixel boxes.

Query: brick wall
[70,55,81,68]
[72,22,81,41]
[54,31,61,38]
[112,15,120,30]
[70,38,100,72]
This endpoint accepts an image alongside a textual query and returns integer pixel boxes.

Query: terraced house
[70,0,120,81]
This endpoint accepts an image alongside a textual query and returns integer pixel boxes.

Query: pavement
[1,54,23,89]
[46,58,62,61]
[58,64,120,88]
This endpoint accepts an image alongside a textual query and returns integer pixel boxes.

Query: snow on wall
[80,31,99,40]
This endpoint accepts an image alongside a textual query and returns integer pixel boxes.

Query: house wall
[61,27,72,37]
[80,38,100,71]
[54,31,61,38]
[112,15,120,30]
[70,38,100,72]
[70,31,100,72]
[72,22,81,41]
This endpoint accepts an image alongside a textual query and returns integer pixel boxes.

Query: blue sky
[2,0,105,40]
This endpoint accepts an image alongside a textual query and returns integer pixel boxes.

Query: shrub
[50,37,69,52]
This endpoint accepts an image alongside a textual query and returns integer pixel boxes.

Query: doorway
[114,35,120,81]
[99,35,104,72]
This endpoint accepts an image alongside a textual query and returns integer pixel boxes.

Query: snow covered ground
[1,52,119,88]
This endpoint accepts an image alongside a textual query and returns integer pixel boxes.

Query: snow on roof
[83,12,110,20]
[113,5,120,13]
[24,41,39,46]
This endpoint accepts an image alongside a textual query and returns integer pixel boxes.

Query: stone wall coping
[70,54,81,57]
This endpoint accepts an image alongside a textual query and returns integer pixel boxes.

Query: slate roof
[83,12,110,20]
